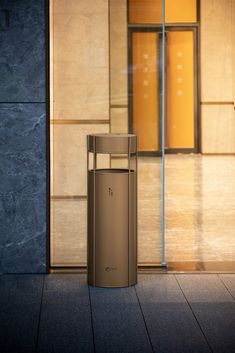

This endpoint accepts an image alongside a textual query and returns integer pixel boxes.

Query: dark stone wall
[0,1,47,273]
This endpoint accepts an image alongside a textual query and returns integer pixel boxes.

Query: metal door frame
[128,24,200,155]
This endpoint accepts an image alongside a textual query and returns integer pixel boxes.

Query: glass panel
[50,0,110,266]
[166,31,195,149]
[129,0,196,24]
[50,0,165,266]
[132,32,160,152]
[165,0,197,23]
[126,6,165,264]
[129,0,162,24]
[165,0,235,271]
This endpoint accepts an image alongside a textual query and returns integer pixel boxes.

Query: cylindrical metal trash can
[87,134,137,288]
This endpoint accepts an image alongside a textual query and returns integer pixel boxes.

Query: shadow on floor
[0,273,235,353]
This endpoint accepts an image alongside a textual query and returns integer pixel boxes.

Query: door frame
[128,24,200,156]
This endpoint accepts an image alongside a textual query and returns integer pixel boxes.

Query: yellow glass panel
[166,31,194,149]
[129,0,197,24]
[166,0,197,23]
[129,0,162,24]
[132,32,159,151]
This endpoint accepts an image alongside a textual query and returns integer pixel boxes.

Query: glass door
[50,0,166,267]
[128,1,165,265]
[165,0,235,271]
[130,28,196,154]
[129,29,164,264]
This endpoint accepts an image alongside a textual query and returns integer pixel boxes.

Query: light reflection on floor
[138,154,235,264]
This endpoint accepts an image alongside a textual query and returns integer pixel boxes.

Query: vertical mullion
[161,0,166,266]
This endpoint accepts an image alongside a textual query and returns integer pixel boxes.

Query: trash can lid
[87,133,137,154]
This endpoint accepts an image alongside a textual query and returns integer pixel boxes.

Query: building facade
[0,0,235,273]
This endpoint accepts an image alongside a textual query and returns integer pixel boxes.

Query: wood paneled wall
[50,0,110,265]
[52,0,109,120]
[110,0,128,134]
[200,0,235,153]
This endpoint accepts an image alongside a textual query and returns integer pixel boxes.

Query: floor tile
[219,274,235,299]
[37,274,93,353]
[176,274,234,302]
[177,274,235,353]
[90,285,153,353]
[0,275,43,353]
[187,302,235,353]
[136,275,211,353]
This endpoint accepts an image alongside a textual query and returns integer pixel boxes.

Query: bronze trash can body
[87,134,137,288]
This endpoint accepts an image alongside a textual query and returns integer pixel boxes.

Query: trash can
[87,134,137,287]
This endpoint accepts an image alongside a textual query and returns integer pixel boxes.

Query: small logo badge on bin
[105,267,117,272]
[108,187,113,196]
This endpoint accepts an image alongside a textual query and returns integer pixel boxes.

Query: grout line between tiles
[217,274,235,301]
[88,285,96,353]
[35,275,45,353]
[174,275,214,353]
[134,285,155,353]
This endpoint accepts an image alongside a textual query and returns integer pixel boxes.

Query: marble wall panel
[0,104,46,273]
[53,0,109,119]
[52,124,109,196]
[201,106,235,154]
[0,104,46,196]
[0,1,45,102]
[51,200,87,265]
[110,0,128,106]
[200,0,234,102]
[110,108,128,133]
[0,196,46,273]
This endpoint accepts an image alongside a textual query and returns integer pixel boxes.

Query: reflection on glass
[49,0,235,270]
[50,0,110,266]
[165,0,235,270]
[127,5,164,264]
[50,0,165,267]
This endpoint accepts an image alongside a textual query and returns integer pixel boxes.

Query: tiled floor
[0,273,235,353]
